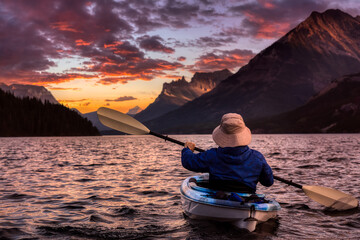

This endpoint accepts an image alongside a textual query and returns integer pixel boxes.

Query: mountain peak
[309,9,349,19]
[144,9,360,133]
[127,106,143,116]
[281,8,360,66]
[135,69,232,122]
[162,77,189,96]
[191,69,232,85]
[296,9,356,33]
[300,9,358,31]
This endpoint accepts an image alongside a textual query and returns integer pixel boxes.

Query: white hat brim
[212,125,251,147]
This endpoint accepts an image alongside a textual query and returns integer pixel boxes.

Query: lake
[0,134,359,239]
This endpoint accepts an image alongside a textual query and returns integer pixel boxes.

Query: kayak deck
[180,174,281,232]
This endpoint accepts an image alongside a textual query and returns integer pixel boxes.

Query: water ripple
[0,134,359,239]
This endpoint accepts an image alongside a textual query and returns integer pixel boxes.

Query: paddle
[97,107,359,211]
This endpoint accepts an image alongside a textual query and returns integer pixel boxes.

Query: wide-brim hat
[212,113,251,147]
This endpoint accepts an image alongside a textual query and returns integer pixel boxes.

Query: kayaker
[181,113,273,193]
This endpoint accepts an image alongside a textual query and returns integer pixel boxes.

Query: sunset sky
[1,0,360,113]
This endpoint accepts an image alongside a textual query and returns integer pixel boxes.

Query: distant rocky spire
[135,69,232,122]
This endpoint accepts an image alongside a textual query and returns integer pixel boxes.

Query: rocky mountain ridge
[0,83,58,104]
[135,69,232,122]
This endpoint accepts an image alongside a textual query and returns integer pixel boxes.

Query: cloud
[0,0,184,85]
[216,26,248,38]
[0,7,59,83]
[92,55,183,85]
[173,35,237,49]
[82,102,91,106]
[188,49,255,72]
[59,99,89,103]
[229,0,330,39]
[190,36,237,48]
[0,70,97,85]
[177,56,186,61]
[49,87,81,91]
[138,35,175,53]
[157,0,201,28]
[2,0,357,88]
[105,96,137,102]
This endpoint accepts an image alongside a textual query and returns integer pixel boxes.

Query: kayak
[180,174,281,232]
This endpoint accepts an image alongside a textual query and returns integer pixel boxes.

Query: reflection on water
[0,134,359,239]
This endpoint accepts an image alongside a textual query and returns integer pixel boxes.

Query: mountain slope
[0,83,58,104]
[135,69,232,122]
[127,106,143,116]
[248,72,360,133]
[0,89,99,136]
[145,9,360,133]
[82,111,115,133]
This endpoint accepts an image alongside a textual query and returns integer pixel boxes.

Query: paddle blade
[97,107,150,135]
[302,185,359,210]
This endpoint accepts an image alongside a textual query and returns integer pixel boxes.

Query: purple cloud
[188,49,255,72]
[0,0,184,85]
[138,35,175,53]
[106,96,137,102]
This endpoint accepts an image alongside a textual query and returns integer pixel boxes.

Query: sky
[1,0,360,113]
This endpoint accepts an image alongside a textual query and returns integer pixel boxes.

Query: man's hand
[184,141,195,152]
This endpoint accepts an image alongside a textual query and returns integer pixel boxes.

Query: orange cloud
[52,21,82,33]
[104,41,123,49]
[7,73,98,86]
[76,39,92,46]
[258,0,275,9]
[244,12,290,39]
[189,49,255,72]
[256,22,290,39]
[49,87,81,91]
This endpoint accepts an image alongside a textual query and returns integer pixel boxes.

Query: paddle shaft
[150,131,205,153]
[150,130,303,189]
[273,176,302,189]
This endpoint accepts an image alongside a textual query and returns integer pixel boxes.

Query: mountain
[83,109,137,135]
[0,83,58,104]
[127,106,143,116]
[83,111,109,132]
[135,69,232,122]
[145,9,360,133]
[248,72,360,133]
[0,89,99,137]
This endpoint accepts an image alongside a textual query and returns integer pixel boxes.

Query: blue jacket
[181,146,273,191]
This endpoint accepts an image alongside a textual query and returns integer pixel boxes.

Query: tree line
[0,89,99,137]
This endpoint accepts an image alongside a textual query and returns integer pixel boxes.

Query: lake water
[0,134,359,239]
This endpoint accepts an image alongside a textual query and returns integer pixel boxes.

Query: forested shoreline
[0,89,99,137]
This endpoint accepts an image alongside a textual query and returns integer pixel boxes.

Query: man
[181,113,273,193]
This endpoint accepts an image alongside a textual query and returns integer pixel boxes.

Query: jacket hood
[217,146,251,164]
